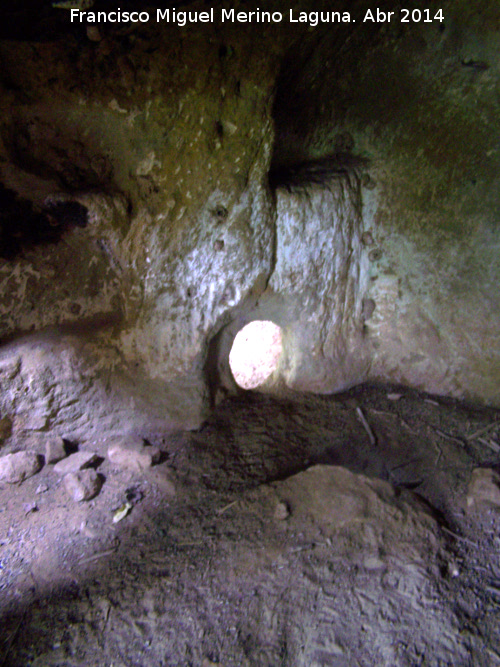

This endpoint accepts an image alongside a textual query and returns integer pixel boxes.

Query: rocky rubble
[0,434,163,503]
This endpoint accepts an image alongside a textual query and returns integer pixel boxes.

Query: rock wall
[268,180,370,393]
[0,11,281,438]
[270,0,500,403]
[0,0,499,445]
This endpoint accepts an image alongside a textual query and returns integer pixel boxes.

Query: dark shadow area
[0,184,88,260]
[0,0,188,41]
[184,383,491,520]
[0,313,122,347]
[268,151,369,190]
[267,20,376,199]
[1,384,500,664]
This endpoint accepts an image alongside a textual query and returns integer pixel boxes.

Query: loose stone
[467,468,500,510]
[0,451,43,484]
[107,441,161,472]
[45,436,67,464]
[53,451,99,475]
[274,500,290,520]
[64,470,102,502]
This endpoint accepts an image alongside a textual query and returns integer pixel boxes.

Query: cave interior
[0,1,500,665]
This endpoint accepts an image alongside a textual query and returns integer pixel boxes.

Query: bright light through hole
[229,320,283,389]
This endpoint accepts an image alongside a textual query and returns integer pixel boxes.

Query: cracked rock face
[0,0,499,442]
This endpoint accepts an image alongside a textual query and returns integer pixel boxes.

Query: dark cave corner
[0,184,89,260]
[268,26,371,200]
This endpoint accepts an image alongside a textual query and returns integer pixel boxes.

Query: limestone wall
[0,0,499,444]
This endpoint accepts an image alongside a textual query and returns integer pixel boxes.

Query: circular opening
[229,320,283,389]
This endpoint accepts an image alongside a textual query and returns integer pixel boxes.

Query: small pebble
[23,501,38,515]
[363,556,386,571]
[274,501,290,520]
[86,25,102,41]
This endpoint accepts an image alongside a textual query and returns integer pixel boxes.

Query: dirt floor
[1,383,500,666]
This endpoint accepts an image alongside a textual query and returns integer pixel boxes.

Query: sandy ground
[1,383,500,666]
